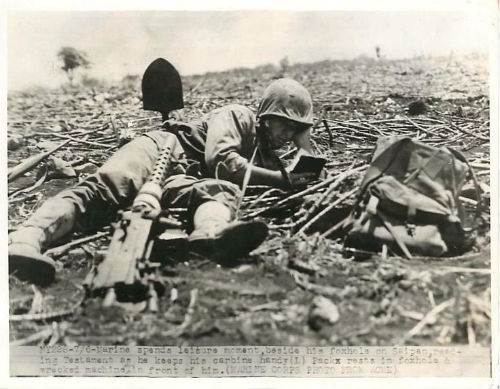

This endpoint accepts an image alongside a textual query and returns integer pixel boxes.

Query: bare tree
[279,56,290,73]
[57,47,91,83]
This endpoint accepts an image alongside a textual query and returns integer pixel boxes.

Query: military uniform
[9,78,316,285]
[22,104,275,236]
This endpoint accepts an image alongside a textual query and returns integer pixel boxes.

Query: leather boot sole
[9,245,56,286]
[188,220,268,264]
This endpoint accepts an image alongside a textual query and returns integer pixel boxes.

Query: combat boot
[188,201,268,263]
[9,198,76,286]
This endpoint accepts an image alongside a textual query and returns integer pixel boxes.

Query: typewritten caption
[11,345,490,377]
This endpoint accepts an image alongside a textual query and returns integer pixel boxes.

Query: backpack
[340,136,481,258]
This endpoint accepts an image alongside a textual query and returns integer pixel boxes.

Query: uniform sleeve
[204,106,255,181]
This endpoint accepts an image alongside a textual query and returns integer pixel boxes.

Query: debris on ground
[308,296,340,331]
[8,54,490,347]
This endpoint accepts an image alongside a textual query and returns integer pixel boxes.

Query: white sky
[7,10,492,90]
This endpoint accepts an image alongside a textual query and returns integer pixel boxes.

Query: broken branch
[8,139,70,182]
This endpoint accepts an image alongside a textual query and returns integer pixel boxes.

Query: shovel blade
[142,58,184,115]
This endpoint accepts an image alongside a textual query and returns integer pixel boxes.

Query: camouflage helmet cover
[257,78,313,126]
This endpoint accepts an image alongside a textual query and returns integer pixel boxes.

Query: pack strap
[446,147,482,223]
[361,195,413,259]
[376,211,413,260]
[403,149,441,185]
[355,138,413,207]
[255,130,292,188]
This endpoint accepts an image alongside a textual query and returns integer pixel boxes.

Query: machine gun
[84,58,184,310]
[84,135,180,311]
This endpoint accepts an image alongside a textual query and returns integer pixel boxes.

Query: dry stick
[242,195,260,202]
[433,266,491,275]
[249,301,280,312]
[28,285,44,315]
[292,166,362,231]
[468,295,491,318]
[405,116,447,139]
[185,78,205,99]
[448,133,467,143]
[8,139,71,182]
[321,214,351,239]
[72,334,129,344]
[288,269,343,299]
[467,317,476,345]
[34,132,115,149]
[161,289,198,337]
[246,188,287,210]
[69,125,111,138]
[245,164,368,218]
[404,298,455,341]
[370,118,411,124]
[331,121,381,139]
[109,114,118,133]
[415,117,448,125]
[468,161,490,170]
[460,196,478,207]
[322,119,334,147]
[310,138,322,156]
[435,124,460,136]
[10,327,53,346]
[329,129,371,141]
[362,121,387,137]
[44,231,110,258]
[28,117,41,132]
[7,193,38,205]
[296,187,358,236]
[398,309,424,321]
[434,112,485,123]
[327,119,371,129]
[9,294,85,322]
[450,123,489,141]
[8,166,48,199]
[67,118,107,136]
[235,146,258,217]
[416,124,448,136]
[47,322,63,347]
[181,289,198,327]
[92,134,117,142]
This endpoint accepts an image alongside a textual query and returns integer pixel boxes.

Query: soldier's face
[266,118,300,149]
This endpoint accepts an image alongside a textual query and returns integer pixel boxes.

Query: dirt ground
[8,54,491,347]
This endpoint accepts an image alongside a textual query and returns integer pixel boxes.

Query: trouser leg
[160,175,268,261]
[17,131,185,241]
[160,175,241,232]
[9,131,185,284]
[63,131,186,233]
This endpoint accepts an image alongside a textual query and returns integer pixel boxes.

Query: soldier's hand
[287,172,317,188]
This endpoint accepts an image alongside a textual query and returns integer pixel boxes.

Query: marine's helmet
[257,78,313,127]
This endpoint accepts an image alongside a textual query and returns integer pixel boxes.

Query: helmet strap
[255,122,292,188]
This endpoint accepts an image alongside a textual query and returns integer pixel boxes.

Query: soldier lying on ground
[9,78,320,286]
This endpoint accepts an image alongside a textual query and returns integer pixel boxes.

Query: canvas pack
[343,136,480,258]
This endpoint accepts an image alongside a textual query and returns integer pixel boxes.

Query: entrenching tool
[142,58,184,121]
